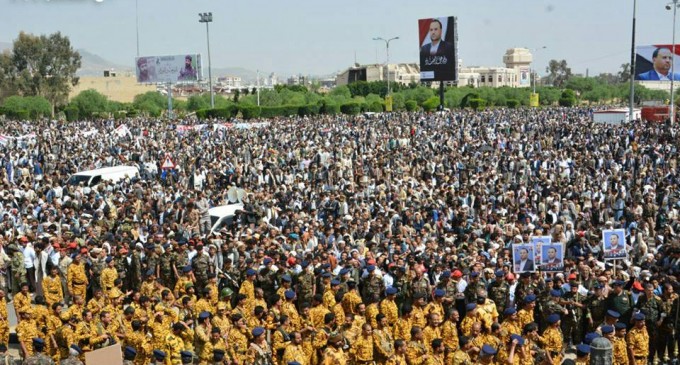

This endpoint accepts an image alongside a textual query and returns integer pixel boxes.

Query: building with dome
[457,48,534,88]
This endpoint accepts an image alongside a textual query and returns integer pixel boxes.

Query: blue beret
[576,344,591,354]
[615,322,627,330]
[153,350,167,359]
[550,289,562,297]
[285,290,296,300]
[144,244,155,250]
[607,310,621,318]
[331,279,341,286]
[263,258,272,264]
[504,307,517,315]
[434,289,445,297]
[252,327,265,337]
[322,272,332,278]
[601,325,614,334]
[32,338,45,347]
[495,270,505,277]
[124,346,136,357]
[246,268,257,276]
[289,233,299,240]
[198,311,211,320]
[612,280,625,286]
[162,243,170,250]
[322,263,331,269]
[633,312,645,321]
[470,271,479,278]
[70,344,82,354]
[441,271,451,279]
[367,265,375,272]
[301,261,309,268]
[510,334,524,345]
[524,294,536,303]
[386,287,398,295]
[547,313,560,324]
[145,269,155,276]
[281,275,292,282]
[105,256,113,263]
[481,344,497,356]
[594,283,604,289]
[182,265,192,273]
[180,351,193,358]
[288,362,302,365]
[339,268,350,275]
[545,277,552,282]
[584,332,600,344]
[466,303,477,311]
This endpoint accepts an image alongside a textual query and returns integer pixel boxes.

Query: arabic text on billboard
[136,54,202,83]
[418,16,458,82]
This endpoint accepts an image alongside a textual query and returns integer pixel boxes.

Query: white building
[217,76,242,89]
[458,48,533,88]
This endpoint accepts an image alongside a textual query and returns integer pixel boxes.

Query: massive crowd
[0,108,677,365]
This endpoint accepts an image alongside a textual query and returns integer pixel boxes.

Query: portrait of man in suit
[419,19,455,61]
[603,229,627,259]
[636,47,680,81]
[513,245,535,273]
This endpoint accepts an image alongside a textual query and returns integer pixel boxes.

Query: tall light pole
[532,46,547,94]
[629,0,637,122]
[373,36,399,95]
[199,12,214,108]
[135,0,140,57]
[667,1,679,123]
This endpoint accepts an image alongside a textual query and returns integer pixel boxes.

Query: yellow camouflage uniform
[393,316,412,341]
[164,332,186,365]
[321,347,348,365]
[423,353,445,365]
[627,326,649,365]
[42,275,63,307]
[0,297,8,345]
[542,326,563,365]
[124,330,151,365]
[100,266,118,292]
[227,327,249,364]
[379,298,398,326]
[342,291,362,315]
[422,326,442,354]
[351,333,374,363]
[282,343,307,365]
[386,353,407,365]
[447,348,472,365]
[441,319,458,351]
[282,302,301,331]
[45,313,62,362]
[140,279,156,298]
[17,318,41,356]
[612,336,628,365]
[411,306,427,329]
[517,308,534,331]
[239,280,255,312]
[366,303,380,329]
[55,324,77,361]
[405,340,428,365]
[424,301,444,319]
[13,292,31,316]
[309,304,330,329]
[200,338,226,365]
[67,262,88,298]
[323,289,336,310]
[373,327,395,362]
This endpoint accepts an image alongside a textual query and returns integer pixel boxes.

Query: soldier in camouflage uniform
[393,267,410,310]
[159,244,176,289]
[143,244,159,279]
[60,345,83,365]
[410,269,430,303]
[541,289,567,332]
[514,273,537,309]
[0,344,15,365]
[296,262,315,310]
[360,265,384,305]
[463,272,485,305]
[561,281,587,346]
[192,243,211,291]
[635,282,664,364]
[487,270,509,319]
[435,271,457,313]
[585,283,607,332]
[24,338,53,365]
[89,254,106,295]
[129,244,143,292]
[122,346,137,365]
[9,244,26,295]
[257,258,278,299]
[114,247,129,292]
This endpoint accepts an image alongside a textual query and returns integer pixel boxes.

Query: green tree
[187,94,210,111]
[70,89,109,119]
[133,91,166,116]
[328,85,352,102]
[1,95,51,119]
[545,59,572,87]
[618,63,631,84]
[0,32,82,113]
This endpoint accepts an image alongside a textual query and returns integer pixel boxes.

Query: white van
[209,203,244,234]
[67,165,140,187]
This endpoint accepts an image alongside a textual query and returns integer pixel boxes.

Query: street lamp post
[629,0,637,122]
[199,12,214,108]
[667,1,679,123]
[532,46,547,94]
[373,36,399,95]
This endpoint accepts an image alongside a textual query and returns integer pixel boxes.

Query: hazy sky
[0,0,674,77]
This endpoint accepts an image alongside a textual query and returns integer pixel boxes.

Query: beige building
[458,48,533,88]
[70,74,156,103]
[335,63,420,86]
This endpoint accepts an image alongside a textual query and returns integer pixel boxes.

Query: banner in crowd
[418,16,458,82]
[113,124,131,138]
[0,133,37,145]
[135,54,202,84]
[602,229,627,259]
[512,243,536,273]
[538,241,564,273]
[634,45,680,81]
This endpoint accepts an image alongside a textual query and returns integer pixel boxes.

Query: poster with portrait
[539,242,564,272]
[634,45,680,81]
[418,16,458,82]
[512,243,536,273]
[602,229,627,259]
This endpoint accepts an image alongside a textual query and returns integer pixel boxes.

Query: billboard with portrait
[539,243,564,272]
[635,45,680,81]
[512,243,536,273]
[418,16,458,82]
[135,54,202,83]
[602,229,627,259]
[519,66,531,86]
